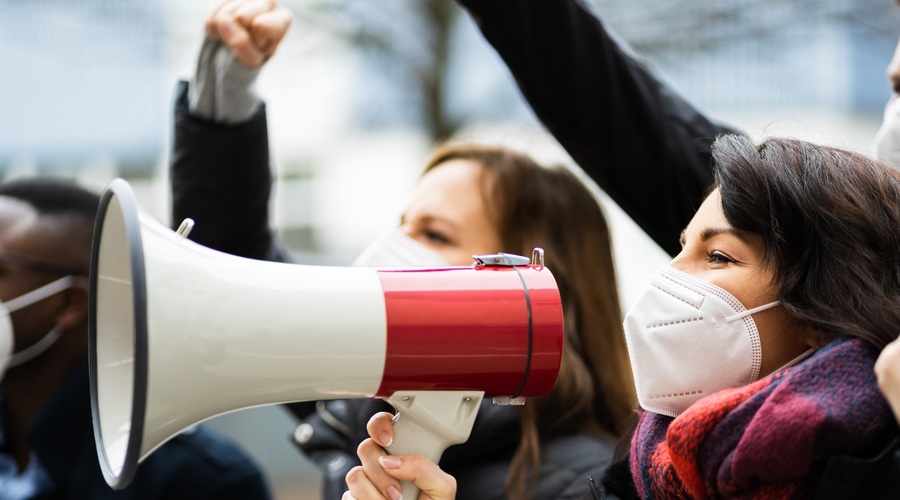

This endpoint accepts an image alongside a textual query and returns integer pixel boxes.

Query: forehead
[0,196,52,257]
[685,190,727,233]
[408,159,490,218]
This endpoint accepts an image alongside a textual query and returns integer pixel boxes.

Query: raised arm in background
[457,0,738,255]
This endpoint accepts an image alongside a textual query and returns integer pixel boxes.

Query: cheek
[465,224,503,256]
[8,309,51,349]
[736,272,780,307]
[442,249,476,267]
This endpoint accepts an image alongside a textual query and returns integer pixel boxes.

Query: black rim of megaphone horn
[88,178,149,489]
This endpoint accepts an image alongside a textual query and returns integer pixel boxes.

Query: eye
[423,229,451,245]
[707,251,735,265]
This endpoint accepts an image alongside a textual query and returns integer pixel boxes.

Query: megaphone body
[89,179,564,492]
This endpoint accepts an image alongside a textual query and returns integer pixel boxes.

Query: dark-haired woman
[347,134,900,499]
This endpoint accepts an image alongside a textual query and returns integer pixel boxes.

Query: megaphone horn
[89,178,564,495]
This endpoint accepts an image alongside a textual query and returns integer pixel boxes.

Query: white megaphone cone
[89,179,564,497]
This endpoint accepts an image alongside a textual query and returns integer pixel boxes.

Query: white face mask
[352,228,449,267]
[874,97,900,170]
[623,266,781,417]
[0,275,79,381]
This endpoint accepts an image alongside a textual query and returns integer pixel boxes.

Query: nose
[668,251,688,273]
[398,222,415,239]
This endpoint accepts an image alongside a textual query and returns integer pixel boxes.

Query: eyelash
[707,251,735,264]
[424,230,451,245]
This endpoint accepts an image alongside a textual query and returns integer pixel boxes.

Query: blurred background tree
[278,0,899,143]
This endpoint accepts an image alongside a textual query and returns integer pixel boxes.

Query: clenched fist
[206,0,293,68]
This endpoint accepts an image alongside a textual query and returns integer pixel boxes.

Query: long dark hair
[713,134,900,348]
[424,144,635,498]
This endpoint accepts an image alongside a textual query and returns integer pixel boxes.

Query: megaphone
[88,178,564,496]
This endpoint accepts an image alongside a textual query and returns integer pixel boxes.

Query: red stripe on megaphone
[373,265,564,399]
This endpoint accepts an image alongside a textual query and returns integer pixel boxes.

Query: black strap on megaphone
[473,247,545,400]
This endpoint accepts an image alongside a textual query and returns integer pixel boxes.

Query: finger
[206,0,240,40]
[876,339,900,384]
[249,7,293,56]
[375,454,457,500]
[876,340,900,421]
[345,465,390,500]
[217,13,266,67]
[357,438,402,499]
[365,412,397,448]
[233,0,276,28]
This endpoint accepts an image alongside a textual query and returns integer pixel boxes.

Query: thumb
[377,455,457,500]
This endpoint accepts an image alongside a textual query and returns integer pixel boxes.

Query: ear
[53,279,89,331]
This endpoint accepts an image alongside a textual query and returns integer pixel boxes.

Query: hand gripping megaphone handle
[385,390,485,499]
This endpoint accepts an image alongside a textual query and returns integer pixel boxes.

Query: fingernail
[378,431,393,448]
[378,455,402,469]
[386,485,402,500]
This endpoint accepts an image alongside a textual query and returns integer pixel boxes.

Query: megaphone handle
[385,390,484,500]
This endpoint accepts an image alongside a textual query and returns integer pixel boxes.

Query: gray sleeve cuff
[189,37,263,124]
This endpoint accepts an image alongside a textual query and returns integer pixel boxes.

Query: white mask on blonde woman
[352,228,449,267]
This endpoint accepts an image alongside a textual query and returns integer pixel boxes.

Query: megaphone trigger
[385,390,484,500]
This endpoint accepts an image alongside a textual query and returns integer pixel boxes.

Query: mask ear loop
[7,327,62,367]
[4,276,79,313]
[775,347,818,372]
[2,275,84,367]
[725,300,781,322]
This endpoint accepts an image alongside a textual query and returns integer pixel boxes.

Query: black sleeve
[170,80,290,262]
[457,0,739,256]
[292,399,395,500]
[815,438,900,500]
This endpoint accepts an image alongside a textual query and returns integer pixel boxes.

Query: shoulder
[540,433,617,481]
[450,431,617,500]
[815,437,900,500]
[533,434,620,500]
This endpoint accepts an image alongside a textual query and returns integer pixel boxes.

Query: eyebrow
[679,227,749,246]
[404,213,462,232]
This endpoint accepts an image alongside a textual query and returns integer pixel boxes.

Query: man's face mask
[0,275,80,381]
